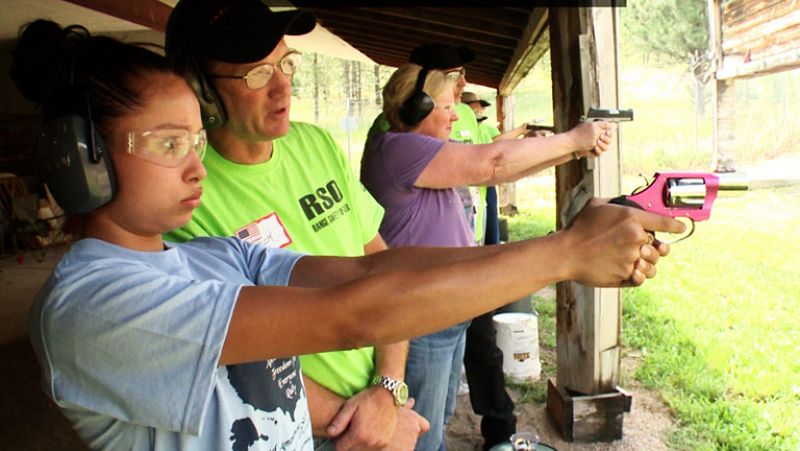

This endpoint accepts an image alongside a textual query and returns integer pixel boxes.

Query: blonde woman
[361,64,616,451]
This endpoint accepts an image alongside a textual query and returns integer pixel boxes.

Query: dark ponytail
[10,19,177,136]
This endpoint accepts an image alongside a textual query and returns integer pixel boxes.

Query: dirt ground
[445,355,677,451]
[444,285,677,451]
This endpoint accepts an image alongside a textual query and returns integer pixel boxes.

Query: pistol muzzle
[716,172,749,196]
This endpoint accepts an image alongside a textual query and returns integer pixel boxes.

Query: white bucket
[493,312,541,382]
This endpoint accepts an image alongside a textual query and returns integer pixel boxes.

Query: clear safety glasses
[126,128,207,167]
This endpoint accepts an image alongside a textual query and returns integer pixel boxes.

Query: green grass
[622,185,800,450]
[504,183,800,450]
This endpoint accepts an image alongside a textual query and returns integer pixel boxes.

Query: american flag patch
[234,212,292,248]
[236,223,262,241]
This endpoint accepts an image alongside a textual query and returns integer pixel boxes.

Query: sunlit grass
[623,185,800,449]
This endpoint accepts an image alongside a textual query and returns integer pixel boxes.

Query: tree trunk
[374,65,381,107]
[353,61,362,117]
[343,60,352,117]
[313,53,320,124]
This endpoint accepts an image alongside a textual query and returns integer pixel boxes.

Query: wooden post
[709,0,737,172]
[547,5,627,442]
[713,79,737,172]
[498,95,518,215]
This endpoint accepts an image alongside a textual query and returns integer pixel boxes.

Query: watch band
[370,375,408,407]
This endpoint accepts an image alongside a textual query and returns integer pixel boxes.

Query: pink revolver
[609,172,748,242]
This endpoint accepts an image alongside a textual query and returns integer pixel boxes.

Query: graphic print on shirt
[297,179,352,233]
[222,357,311,450]
[235,212,293,249]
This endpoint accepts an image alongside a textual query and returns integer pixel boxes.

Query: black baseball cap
[165,0,316,64]
[409,43,475,69]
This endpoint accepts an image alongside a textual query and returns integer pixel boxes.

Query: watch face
[395,382,409,405]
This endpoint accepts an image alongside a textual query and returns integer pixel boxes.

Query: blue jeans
[313,437,335,451]
[405,321,470,451]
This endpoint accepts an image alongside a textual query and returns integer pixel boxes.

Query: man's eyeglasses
[445,67,466,82]
[208,50,302,90]
[126,128,207,167]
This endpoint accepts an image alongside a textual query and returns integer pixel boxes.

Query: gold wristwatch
[370,375,409,407]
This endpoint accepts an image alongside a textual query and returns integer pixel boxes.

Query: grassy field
[623,184,800,450]
[503,175,800,450]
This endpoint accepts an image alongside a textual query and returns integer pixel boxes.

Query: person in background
[360,64,625,450]
[161,0,414,449]
[460,90,541,449]
[13,21,681,451]
[462,91,500,143]
[365,44,489,245]
[463,91,543,144]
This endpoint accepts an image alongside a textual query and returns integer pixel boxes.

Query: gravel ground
[445,354,676,451]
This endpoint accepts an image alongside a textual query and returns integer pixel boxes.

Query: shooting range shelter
[708,0,800,172]
[0,1,630,446]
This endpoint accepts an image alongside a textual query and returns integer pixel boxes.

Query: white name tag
[235,212,293,249]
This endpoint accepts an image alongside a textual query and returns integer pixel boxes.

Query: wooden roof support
[63,0,170,32]
[498,8,549,96]
[547,5,626,442]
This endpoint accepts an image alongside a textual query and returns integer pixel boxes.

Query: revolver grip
[609,195,644,210]
[610,195,694,244]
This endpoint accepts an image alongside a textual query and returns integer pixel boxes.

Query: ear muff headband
[398,67,435,127]
[186,57,227,129]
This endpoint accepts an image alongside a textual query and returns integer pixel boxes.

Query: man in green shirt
[462,91,501,143]
[163,1,421,449]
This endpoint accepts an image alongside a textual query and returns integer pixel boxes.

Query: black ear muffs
[398,67,434,127]
[36,112,116,214]
[186,57,227,129]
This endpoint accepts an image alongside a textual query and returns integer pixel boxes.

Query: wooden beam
[497,94,518,213]
[315,13,519,50]
[498,8,549,96]
[548,5,625,442]
[717,47,800,79]
[423,7,532,27]
[712,79,737,172]
[551,5,622,395]
[345,7,527,39]
[63,0,170,31]
[710,0,726,170]
[716,0,800,77]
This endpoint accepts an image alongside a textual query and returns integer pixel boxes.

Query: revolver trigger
[655,217,695,244]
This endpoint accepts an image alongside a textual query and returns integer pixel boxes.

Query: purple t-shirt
[361,132,475,248]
